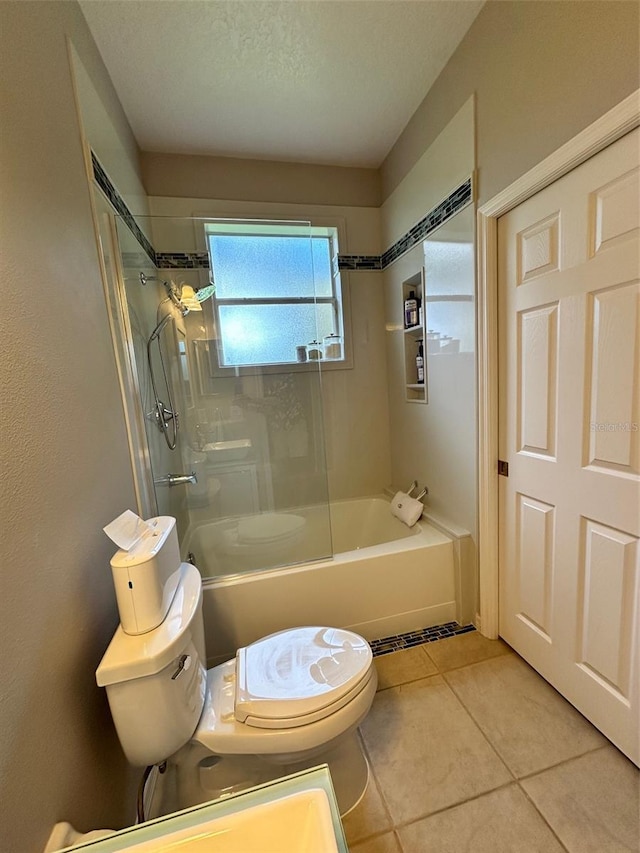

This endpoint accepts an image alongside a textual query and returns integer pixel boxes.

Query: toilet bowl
[96,562,377,816]
[218,513,307,572]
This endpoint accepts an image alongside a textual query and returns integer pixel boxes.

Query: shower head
[166,279,216,312]
[195,283,216,303]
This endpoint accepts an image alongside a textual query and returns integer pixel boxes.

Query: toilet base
[168,729,369,817]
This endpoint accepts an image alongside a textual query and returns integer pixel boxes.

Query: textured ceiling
[80,0,484,168]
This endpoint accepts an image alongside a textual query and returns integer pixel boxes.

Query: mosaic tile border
[155,252,210,269]
[91,151,472,276]
[381,178,472,268]
[369,622,475,657]
[91,152,156,266]
[338,254,383,271]
[338,178,473,271]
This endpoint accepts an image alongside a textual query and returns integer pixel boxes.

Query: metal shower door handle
[153,472,198,488]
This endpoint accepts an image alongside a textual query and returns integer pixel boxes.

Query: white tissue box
[109,516,181,635]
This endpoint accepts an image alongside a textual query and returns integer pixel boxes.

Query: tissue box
[109,516,181,635]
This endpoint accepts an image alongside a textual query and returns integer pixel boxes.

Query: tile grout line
[388,779,517,834]
[441,666,522,784]
[515,742,610,784]
[441,657,612,782]
[516,780,572,853]
[364,654,519,842]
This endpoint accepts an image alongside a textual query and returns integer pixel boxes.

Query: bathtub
[185,496,463,665]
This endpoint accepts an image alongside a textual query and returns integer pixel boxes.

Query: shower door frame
[86,174,158,519]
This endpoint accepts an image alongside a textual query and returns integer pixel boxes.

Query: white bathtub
[186,497,460,665]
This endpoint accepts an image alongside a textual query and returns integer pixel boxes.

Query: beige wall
[142,151,381,208]
[0,2,141,849]
[381,0,640,204]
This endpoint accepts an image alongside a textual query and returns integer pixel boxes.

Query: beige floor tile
[360,675,512,825]
[521,746,640,852]
[374,646,438,690]
[398,784,566,853]
[341,770,392,845]
[424,631,511,672]
[349,831,403,853]
[444,655,605,777]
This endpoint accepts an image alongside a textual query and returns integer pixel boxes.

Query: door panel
[499,128,639,765]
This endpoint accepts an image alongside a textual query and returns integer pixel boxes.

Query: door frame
[476,89,640,639]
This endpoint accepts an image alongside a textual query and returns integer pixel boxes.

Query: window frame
[202,219,352,375]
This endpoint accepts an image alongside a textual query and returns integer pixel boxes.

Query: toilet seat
[193,656,377,756]
[235,627,373,729]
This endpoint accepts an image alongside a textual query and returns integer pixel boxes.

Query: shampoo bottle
[416,339,425,384]
[404,291,419,328]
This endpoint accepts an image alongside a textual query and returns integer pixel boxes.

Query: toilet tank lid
[96,563,202,687]
[235,627,372,723]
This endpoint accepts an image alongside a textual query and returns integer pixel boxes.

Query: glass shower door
[115,217,191,539]
[114,215,334,578]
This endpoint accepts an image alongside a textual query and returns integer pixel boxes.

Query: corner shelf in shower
[402,268,427,404]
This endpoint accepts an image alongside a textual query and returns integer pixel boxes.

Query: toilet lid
[237,513,306,544]
[235,627,372,728]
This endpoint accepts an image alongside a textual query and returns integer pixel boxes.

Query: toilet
[96,517,377,817]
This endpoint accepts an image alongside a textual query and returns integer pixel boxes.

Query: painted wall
[147,197,391,506]
[141,151,381,208]
[382,0,640,204]
[0,2,142,849]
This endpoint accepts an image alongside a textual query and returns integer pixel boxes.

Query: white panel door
[498,128,640,765]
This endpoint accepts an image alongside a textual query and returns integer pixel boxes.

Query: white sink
[87,789,338,853]
[203,438,252,462]
[54,766,347,853]
[123,789,335,853]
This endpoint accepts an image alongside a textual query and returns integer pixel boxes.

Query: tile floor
[343,632,639,852]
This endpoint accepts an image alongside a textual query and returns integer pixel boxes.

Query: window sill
[218,356,354,376]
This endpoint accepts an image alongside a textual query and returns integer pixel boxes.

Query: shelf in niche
[402,268,427,404]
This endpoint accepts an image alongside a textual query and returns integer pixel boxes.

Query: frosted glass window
[205,222,344,368]
[210,236,332,299]
[219,303,335,366]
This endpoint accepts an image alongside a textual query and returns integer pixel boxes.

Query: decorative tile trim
[91,152,156,266]
[338,254,383,271]
[369,622,475,656]
[155,252,210,269]
[380,178,473,269]
[91,150,472,278]
[338,178,472,271]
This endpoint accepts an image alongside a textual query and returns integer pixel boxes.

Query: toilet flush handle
[171,654,192,680]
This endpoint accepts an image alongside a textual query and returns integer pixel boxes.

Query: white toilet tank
[96,563,207,766]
